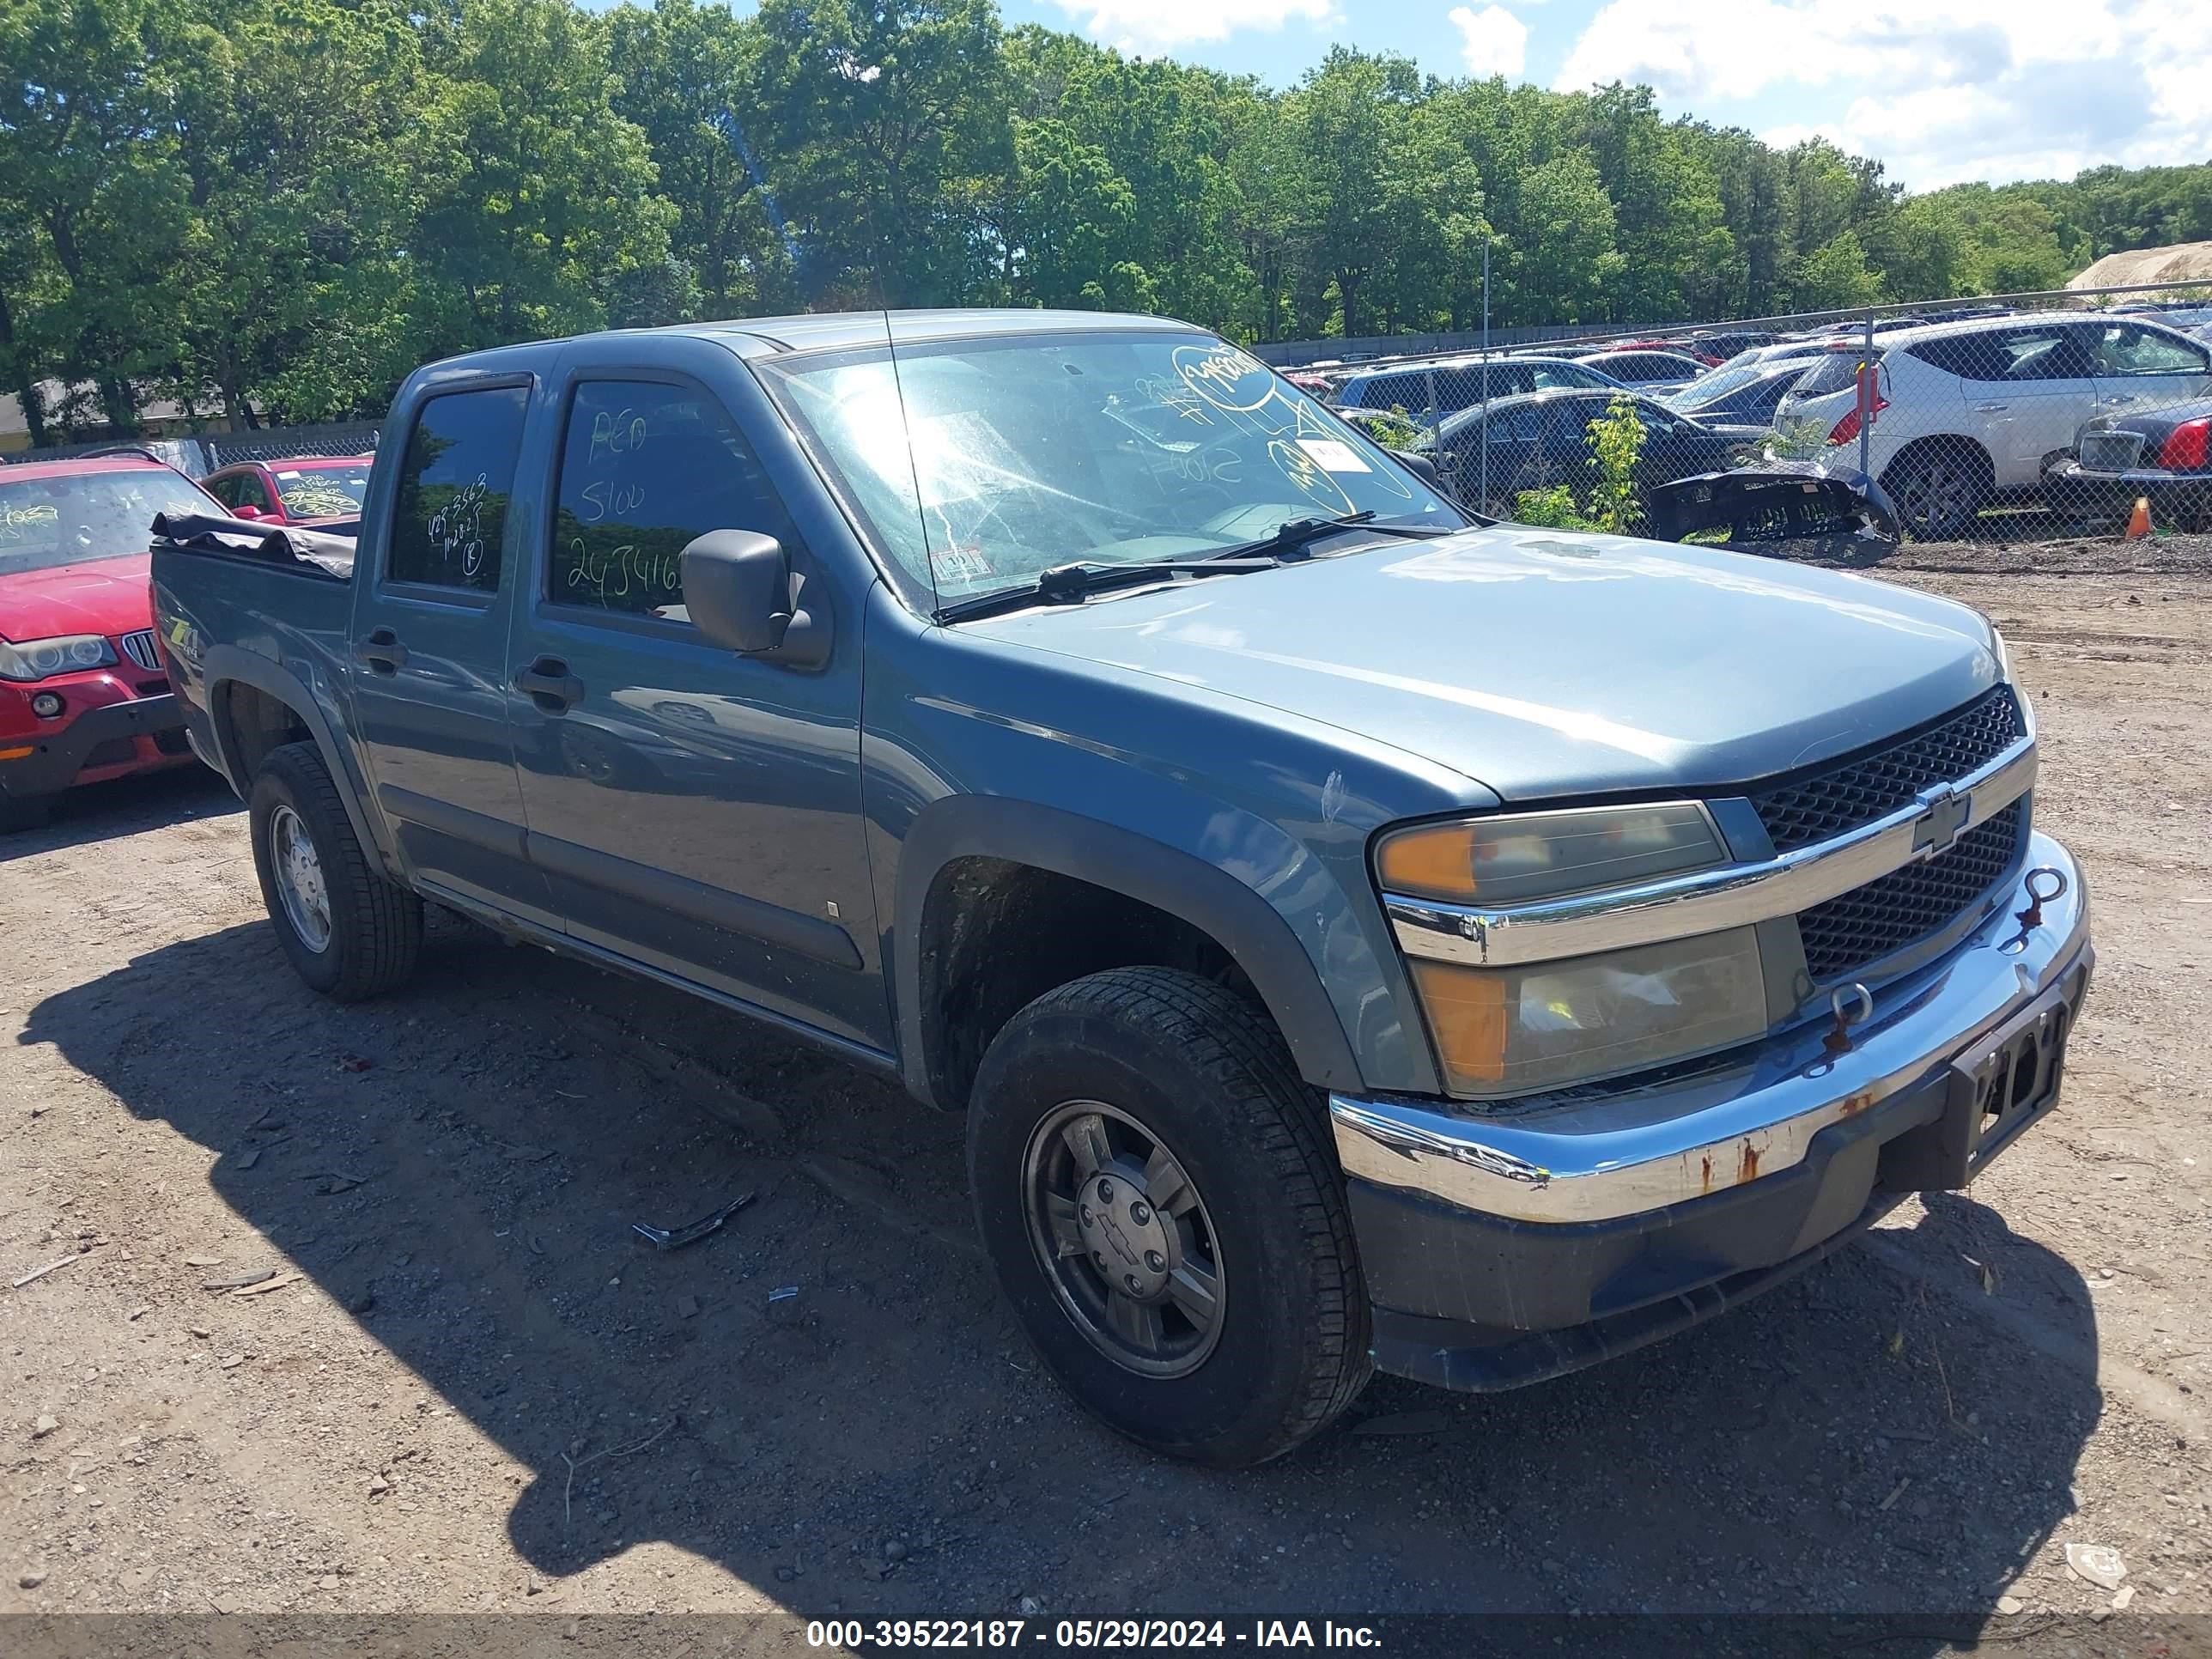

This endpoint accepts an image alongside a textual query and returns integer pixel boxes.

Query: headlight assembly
[1376,800,1725,906]
[0,635,117,682]
[1408,927,1769,1097]
[1377,801,1766,1098]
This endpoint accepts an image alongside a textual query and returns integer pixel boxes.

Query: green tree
[410,0,675,354]
[0,0,197,433]
[752,0,1011,307]
[1792,229,1885,311]
[605,0,796,319]
[168,0,428,426]
[1511,152,1622,324]
[994,118,1139,310]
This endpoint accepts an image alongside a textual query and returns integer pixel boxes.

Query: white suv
[1774,313,2212,538]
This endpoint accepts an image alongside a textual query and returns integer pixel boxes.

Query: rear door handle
[1972,402,2010,413]
[353,628,408,672]
[515,655,584,712]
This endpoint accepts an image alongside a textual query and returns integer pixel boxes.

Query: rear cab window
[549,379,804,626]
[389,386,530,592]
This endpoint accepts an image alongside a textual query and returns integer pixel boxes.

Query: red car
[0,453,223,830]
[200,453,373,526]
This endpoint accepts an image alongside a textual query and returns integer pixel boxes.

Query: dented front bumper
[1330,832,2092,1390]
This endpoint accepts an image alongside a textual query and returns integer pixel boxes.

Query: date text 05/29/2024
[806,1621,1382,1650]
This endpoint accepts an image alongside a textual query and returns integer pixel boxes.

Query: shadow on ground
[21,911,2102,1626]
[0,766,239,863]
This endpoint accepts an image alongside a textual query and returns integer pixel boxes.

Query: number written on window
[551,380,801,623]
[390,386,528,592]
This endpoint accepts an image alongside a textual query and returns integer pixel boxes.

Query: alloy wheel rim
[1021,1099,1226,1379]
[270,804,332,952]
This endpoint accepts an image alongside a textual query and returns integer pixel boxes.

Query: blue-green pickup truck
[150,311,2093,1467]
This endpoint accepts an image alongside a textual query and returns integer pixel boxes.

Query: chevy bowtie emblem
[1914,787,1972,855]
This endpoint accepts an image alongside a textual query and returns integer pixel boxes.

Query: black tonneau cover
[150,511,357,580]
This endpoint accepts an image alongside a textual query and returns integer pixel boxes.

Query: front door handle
[1972,402,2010,413]
[353,628,408,672]
[515,655,584,712]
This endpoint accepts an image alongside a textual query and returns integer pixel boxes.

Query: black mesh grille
[1750,687,2024,853]
[1798,800,2025,981]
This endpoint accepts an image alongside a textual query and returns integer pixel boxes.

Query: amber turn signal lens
[1375,823,1476,902]
[1407,959,1506,1086]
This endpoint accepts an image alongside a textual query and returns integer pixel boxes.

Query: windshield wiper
[1205,510,1453,562]
[934,556,1279,625]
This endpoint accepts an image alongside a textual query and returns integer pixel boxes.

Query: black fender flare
[890,796,1364,1108]
[204,645,389,873]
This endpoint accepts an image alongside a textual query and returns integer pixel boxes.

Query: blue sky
[602,0,2212,193]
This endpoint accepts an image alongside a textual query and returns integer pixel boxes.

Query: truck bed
[150,513,361,795]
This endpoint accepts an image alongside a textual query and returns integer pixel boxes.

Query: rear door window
[1911,326,2094,383]
[550,379,803,624]
[2094,324,2209,377]
[388,385,529,592]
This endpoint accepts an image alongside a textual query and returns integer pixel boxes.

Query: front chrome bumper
[1333,830,2090,1227]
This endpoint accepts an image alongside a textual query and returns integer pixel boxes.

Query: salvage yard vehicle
[153,311,2093,1467]
[1775,313,2212,538]
[1424,387,1749,516]
[2056,395,2212,527]
[1569,348,1710,392]
[1,451,220,830]
[1330,355,1623,419]
[200,453,374,528]
[1666,355,1844,430]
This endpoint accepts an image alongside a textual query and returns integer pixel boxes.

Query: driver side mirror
[680,530,830,669]
[232,504,263,521]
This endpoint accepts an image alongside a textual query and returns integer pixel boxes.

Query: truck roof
[422,308,1206,376]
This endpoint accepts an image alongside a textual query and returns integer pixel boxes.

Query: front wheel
[967,967,1371,1467]
[248,740,422,1000]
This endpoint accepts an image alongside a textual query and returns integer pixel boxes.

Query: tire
[0,793,52,834]
[1883,446,1990,540]
[248,739,422,1000]
[966,967,1370,1467]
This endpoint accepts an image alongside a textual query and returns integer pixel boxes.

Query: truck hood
[966,525,2002,800]
[0,553,152,643]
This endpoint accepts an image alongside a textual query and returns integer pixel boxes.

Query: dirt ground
[2,535,2209,1650]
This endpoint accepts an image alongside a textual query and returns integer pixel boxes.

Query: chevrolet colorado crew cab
[151,312,2094,1467]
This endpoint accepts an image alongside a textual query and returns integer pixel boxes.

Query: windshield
[755,331,1459,610]
[0,469,217,575]
[1669,362,1767,410]
[270,463,372,518]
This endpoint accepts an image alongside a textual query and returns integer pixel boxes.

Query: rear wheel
[1884,447,1990,540]
[967,967,1370,1467]
[249,740,421,1000]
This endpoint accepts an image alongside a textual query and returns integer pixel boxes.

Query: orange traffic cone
[2124,496,2153,538]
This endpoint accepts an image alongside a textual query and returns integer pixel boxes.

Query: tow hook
[1823,982,1874,1055]
[2015,865,2068,932]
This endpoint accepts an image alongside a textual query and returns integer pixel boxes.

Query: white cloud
[1042,0,1335,54]
[1449,4,1528,78]
[1555,0,2212,187]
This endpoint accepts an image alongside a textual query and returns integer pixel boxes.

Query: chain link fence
[2,420,381,480]
[1319,283,2212,544]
